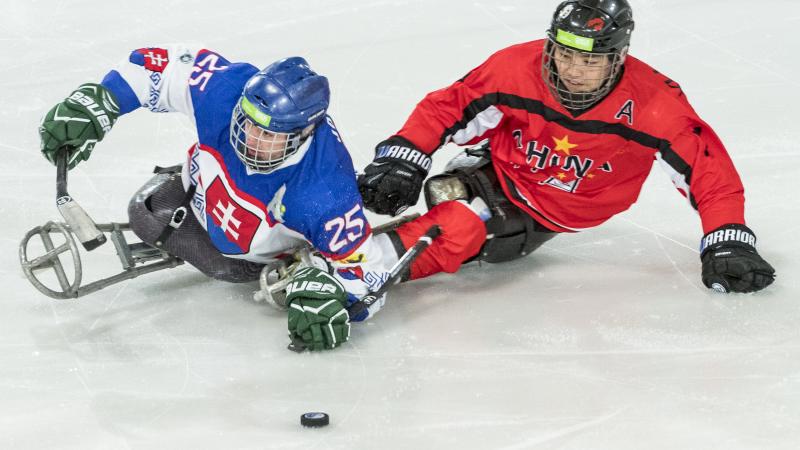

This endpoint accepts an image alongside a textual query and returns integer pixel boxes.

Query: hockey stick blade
[56,150,106,251]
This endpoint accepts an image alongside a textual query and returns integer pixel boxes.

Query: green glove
[39,83,120,169]
[287,267,350,351]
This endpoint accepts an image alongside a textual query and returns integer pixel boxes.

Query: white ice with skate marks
[1,1,799,449]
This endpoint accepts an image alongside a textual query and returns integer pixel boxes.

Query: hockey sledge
[19,221,183,299]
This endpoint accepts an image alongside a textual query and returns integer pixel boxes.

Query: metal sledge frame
[19,221,183,299]
[21,147,421,302]
[20,213,421,301]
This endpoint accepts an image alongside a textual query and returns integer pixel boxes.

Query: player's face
[243,121,289,162]
[552,46,613,93]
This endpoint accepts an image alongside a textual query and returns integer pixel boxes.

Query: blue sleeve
[296,119,372,259]
[101,70,141,115]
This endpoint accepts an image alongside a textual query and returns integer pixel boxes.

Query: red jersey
[395,40,745,234]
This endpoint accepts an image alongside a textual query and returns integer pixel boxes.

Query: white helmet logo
[558,4,574,20]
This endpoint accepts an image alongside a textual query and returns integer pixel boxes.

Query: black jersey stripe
[440,92,698,207]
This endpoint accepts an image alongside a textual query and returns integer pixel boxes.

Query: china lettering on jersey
[512,131,614,194]
[392,39,747,232]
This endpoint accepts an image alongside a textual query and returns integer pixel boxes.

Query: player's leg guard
[423,144,557,263]
[391,201,487,280]
[128,167,264,283]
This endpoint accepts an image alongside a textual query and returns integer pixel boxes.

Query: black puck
[301,412,329,427]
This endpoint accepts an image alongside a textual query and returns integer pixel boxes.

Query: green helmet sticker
[241,96,272,127]
[556,29,595,52]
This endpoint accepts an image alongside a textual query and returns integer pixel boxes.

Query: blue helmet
[230,57,330,173]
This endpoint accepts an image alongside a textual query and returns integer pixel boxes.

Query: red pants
[395,201,486,280]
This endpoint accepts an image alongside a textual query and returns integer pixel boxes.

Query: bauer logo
[68,91,113,133]
[285,280,339,296]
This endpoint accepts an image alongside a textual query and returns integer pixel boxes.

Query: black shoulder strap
[154,183,196,248]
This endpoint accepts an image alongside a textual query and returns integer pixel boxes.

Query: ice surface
[1,1,799,449]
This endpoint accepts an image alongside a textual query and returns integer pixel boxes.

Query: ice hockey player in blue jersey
[38,46,403,351]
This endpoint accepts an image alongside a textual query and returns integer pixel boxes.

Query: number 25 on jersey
[189,52,229,91]
[325,204,366,253]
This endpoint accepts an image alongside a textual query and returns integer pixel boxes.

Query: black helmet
[548,0,634,54]
[542,0,635,111]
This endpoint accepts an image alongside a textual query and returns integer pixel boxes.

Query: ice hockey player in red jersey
[360,0,775,293]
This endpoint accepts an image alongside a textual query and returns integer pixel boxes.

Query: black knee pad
[128,170,187,243]
[479,205,556,263]
[128,167,263,283]
[424,146,557,263]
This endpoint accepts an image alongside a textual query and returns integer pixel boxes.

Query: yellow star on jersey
[553,135,578,155]
[556,172,567,180]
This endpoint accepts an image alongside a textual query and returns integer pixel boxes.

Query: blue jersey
[99,46,397,314]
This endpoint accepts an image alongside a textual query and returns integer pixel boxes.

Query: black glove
[357,136,432,216]
[700,224,775,293]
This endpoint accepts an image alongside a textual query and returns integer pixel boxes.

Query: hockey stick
[255,213,421,308]
[346,224,441,320]
[287,224,441,352]
[56,149,106,251]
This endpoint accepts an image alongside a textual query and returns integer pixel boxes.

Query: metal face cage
[229,100,311,174]
[541,38,625,111]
